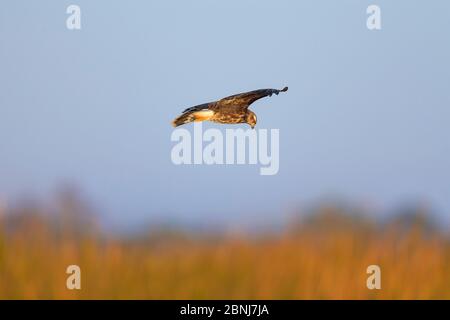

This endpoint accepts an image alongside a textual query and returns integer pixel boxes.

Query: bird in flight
[172,87,288,129]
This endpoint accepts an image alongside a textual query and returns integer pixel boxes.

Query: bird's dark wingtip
[281,86,288,92]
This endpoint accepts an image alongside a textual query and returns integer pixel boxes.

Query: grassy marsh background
[0,192,449,299]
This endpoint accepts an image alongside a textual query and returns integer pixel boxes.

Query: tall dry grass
[0,197,449,299]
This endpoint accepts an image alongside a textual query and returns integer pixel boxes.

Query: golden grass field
[1,201,450,300]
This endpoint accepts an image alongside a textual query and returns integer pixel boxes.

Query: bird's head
[246,111,257,129]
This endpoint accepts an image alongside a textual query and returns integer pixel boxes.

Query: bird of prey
[172,87,288,129]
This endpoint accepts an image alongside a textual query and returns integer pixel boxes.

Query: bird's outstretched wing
[182,102,212,114]
[218,87,288,108]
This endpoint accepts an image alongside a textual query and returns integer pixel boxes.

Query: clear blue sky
[1,1,449,229]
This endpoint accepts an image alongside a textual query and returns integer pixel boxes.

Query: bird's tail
[172,106,214,127]
[172,111,197,127]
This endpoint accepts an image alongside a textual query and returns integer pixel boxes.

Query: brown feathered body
[172,87,288,129]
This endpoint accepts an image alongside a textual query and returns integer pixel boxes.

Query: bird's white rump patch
[171,122,279,176]
[192,110,214,121]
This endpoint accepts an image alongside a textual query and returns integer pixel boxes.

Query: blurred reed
[0,190,449,299]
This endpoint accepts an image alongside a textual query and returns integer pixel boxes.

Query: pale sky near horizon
[1,1,449,230]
